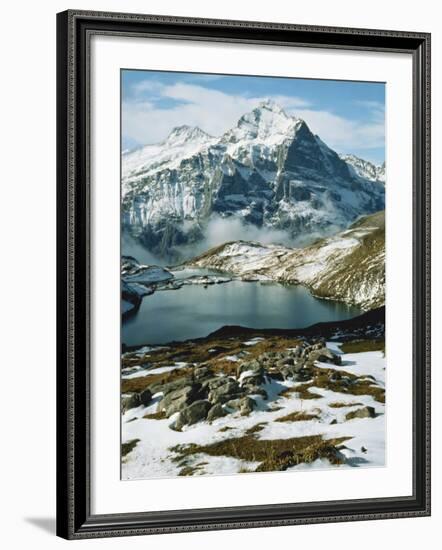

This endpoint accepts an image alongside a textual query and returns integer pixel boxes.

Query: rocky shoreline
[121,255,234,317]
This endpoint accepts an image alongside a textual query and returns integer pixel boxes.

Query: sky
[122,69,385,165]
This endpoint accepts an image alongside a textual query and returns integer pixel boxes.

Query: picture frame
[56,9,431,539]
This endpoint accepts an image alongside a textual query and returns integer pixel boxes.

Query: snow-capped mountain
[341,154,385,184]
[186,210,385,311]
[122,100,385,258]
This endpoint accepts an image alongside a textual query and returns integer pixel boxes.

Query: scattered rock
[308,347,341,365]
[207,403,227,422]
[193,366,213,380]
[121,393,141,413]
[208,378,242,404]
[149,376,193,395]
[345,406,376,421]
[226,396,256,416]
[159,384,201,417]
[240,373,264,387]
[139,388,152,406]
[243,385,268,400]
[238,360,263,376]
[175,400,212,429]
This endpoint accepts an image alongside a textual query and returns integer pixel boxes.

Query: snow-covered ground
[122,343,385,480]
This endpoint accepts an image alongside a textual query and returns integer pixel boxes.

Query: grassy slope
[186,210,385,311]
[309,211,385,308]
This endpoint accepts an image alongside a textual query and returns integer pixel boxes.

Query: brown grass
[275,411,319,423]
[312,367,385,404]
[340,339,385,354]
[178,462,208,477]
[278,367,385,404]
[279,384,322,400]
[143,410,166,420]
[122,335,303,385]
[328,401,364,408]
[170,434,351,472]
[122,439,140,457]
[245,423,268,435]
[218,426,233,432]
[310,212,385,309]
[121,366,193,393]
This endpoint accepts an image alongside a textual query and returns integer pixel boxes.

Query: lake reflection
[122,279,362,346]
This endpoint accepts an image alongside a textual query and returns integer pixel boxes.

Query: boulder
[158,384,200,417]
[149,376,193,395]
[244,386,268,400]
[121,393,141,413]
[276,359,291,369]
[193,366,213,381]
[215,391,247,405]
[280,365,294,380]
[225,396,256,416]
[208,378,241,403]
[139,388,152,406]
[175,400,212,430]
[205,377,236,390]
[308,347,341,365]
[289,346,302,358]
[207,403,227,422]
[345,406,376,421]
[237,360,262,376]
[240,372,265,386]
[293,361,306,372]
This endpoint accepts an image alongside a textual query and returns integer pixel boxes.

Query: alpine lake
[122,267,362,347]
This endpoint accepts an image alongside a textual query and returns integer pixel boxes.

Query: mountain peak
[223,100,298,144]
[165,125,212,145]
[256,99,287,115]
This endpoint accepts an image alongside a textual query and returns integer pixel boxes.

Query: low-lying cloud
[205,215,290,248]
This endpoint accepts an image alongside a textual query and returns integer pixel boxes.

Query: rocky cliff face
[186,210,385,311]
[122,100,385,258]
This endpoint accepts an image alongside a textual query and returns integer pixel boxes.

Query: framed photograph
[56,10,431,539]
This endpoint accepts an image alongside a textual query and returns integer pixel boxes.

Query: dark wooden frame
[56,9,431,539]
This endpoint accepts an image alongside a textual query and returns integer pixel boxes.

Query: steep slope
[186,210,385,311]
[122,100,385,258]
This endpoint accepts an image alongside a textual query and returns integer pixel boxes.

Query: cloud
[122,80,384,155]
[176,215,295,261]
[122,81,310,145]
[204,216,289,248]
[131,80,164,95]
[290,107,384,152]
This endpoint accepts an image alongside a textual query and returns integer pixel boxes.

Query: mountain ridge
[122,101,385,258]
